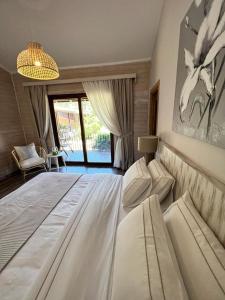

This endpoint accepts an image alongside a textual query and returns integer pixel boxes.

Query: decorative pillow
[14,143,39,161]
[164,191,225,300]
[111,195,188,300]
[122,157,152,207]
[148,159,175,204]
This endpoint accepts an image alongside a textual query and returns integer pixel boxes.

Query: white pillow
[111,195,188,300]
[164,191,225,300]
[122,157,151,207]
[14,143,39,161]
[148,159,175,204]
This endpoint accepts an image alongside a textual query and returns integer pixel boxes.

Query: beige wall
[12,61,150,160]
[150,0,225,183]
[0,67,25,179]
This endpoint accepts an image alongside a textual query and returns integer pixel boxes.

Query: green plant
[83,114,101,138]
[94,134,110,151]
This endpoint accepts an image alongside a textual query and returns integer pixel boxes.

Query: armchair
[12,146,48,179]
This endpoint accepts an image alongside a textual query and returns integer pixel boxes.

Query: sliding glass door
[81,98,112,163]
[49,94,113,165]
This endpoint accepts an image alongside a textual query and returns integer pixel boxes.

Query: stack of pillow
[122,156,175,210]
[112,157,225,300]
[110,158,188,299]
[111,195,188,300]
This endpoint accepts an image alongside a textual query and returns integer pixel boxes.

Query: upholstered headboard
[157,142,225,245]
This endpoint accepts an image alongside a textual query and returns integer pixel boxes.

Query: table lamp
[138,135,159,164]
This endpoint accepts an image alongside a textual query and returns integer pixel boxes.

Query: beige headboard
[157,141,225,246]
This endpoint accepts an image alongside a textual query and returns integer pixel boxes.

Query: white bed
[0,172,129,300]
[1,142,225,300]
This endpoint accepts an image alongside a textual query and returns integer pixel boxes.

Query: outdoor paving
[62,150,111,163]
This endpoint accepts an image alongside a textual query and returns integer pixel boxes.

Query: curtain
[83,79,134,170]
[112,79,134,169]
[25,85,55,152]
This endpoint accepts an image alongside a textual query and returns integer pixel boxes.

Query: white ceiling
[0,0,163,72]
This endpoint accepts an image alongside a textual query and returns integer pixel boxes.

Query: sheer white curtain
[83,79,134,169]
[83,81,123,168]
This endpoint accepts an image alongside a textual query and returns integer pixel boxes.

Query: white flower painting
[173,0,225,148]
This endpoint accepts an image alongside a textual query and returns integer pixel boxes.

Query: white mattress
[0,173,127,300]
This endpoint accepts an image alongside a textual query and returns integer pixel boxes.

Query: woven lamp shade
[17,42,59,80]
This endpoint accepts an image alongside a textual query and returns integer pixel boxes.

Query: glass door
[52,99,84,162]
[49,94,113,165]
[81,97,112,163]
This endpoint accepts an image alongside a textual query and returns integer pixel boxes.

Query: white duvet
[0,173,123,300]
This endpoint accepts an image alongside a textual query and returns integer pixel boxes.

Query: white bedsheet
[0,173,125,300]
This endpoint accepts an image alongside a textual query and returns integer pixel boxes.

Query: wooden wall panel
[12,61,150,161]
[0,67,25,179]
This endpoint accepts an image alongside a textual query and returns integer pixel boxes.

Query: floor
[0,166,123,199]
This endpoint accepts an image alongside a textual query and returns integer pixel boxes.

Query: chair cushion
[14,143,39,161]
[122,157,152,207]
[111,195,188,300]
[20,157,45,169]
[164,191,225,300]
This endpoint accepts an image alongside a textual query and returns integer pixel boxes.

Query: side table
[47,152,66,171]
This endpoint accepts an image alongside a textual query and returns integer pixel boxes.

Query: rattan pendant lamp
[17,42,59,80]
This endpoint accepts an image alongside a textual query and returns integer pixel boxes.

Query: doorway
[49,94,113,166]
[149,80,160,135]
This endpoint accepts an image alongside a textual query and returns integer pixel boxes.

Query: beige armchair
[12,146,48,179]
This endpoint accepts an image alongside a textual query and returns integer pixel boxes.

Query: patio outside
[54,100,112,163]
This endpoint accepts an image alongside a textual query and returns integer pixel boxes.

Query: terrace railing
[58,128,111,152]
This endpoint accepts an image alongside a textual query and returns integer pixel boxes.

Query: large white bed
[1,142,225,300]
[0,172,129,300]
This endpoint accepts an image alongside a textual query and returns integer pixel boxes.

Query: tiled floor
[0,166,123,199]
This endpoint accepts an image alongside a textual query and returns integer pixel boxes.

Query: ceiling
[0,0,163,72]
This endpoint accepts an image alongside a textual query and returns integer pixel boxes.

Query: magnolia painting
[173,0,225,148]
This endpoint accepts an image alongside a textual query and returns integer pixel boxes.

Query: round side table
[47,152,66,171]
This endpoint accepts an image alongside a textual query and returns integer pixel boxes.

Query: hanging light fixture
[17,42,59,80]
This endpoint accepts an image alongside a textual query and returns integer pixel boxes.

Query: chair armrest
[11,150,22,170]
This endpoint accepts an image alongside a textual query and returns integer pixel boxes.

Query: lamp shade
[138,136,158,153]
[17,42,59,80]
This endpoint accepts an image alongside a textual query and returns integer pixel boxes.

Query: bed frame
[157,141,225,244]
[157,141,225,200]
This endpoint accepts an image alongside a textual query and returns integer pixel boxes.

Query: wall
[0,67,25,179]
[12,61,150,160]
[150,0,225,183]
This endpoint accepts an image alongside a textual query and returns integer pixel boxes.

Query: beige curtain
[25,85,55,152]
[112,79,134,169]
[83,79,134,170]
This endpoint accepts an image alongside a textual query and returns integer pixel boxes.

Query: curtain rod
[22,73,136,87]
